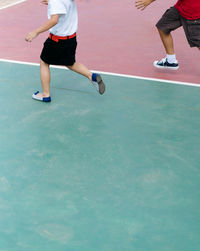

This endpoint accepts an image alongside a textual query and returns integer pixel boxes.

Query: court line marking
[0,58,199,88]
[0,0,26,10]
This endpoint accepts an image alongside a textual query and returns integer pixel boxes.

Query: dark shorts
[156,7,200,47]
[40,36,77,66]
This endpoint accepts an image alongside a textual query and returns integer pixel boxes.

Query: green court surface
[0,61,200,251]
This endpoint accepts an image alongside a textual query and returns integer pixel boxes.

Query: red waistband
[49,32,76,42]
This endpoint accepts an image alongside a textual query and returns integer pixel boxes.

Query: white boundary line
[0,0,26,10]
[0,58,199,88]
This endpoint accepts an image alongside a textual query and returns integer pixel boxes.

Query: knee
[157,27,169,36]
[157,27,162,33]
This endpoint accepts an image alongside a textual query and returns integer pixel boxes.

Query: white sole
[32,94,43,101]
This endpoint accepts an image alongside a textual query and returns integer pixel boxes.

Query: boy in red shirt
[135,0,200,69]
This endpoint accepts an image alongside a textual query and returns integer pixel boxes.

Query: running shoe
[153,58,179,70]
[92,73,105,95]
[32,91,51,102]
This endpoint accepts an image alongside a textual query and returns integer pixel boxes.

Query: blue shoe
[153,58,179,70]
[92,73,105,95]
[32,91,51,102]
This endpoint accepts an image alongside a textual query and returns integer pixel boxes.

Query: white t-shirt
[48,0,78,36]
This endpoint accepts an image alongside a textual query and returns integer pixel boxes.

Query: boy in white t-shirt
[25,0,105,102]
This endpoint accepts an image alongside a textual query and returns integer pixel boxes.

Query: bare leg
[68,62,105,94]
[40,59,51,97]
[67,62,92,81]
[158,28,175,55]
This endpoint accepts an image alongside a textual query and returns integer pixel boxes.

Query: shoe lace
[158,58,167,64]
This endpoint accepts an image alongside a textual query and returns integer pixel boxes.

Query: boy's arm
[41,0,48,5]
[25,14,59,42]
[135,0,156,10]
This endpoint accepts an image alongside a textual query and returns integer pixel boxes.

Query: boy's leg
[67,62,92,81]
[153,29,179,69]
[67,62,105,95]
[32,59,51,102]
[157,28,175,55]
[154,7,181,69]
[40,59,51,97]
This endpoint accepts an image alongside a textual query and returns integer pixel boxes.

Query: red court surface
[0,0,199,84]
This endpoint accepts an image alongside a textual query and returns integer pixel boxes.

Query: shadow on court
[0,61,200,250]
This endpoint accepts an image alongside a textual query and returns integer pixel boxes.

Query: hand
[41,0,48,5]
[135,0,154,11]
[25,31,38,42]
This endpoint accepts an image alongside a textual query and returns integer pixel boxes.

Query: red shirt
[175,0,200,20]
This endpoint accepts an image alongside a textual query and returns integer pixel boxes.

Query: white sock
[166,54,177,64]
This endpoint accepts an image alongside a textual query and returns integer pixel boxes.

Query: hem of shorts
[155,24,171,34]
[188,43,200,48]
[40,56,75,66]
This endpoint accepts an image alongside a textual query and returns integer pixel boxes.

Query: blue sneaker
[32,91,51,102]
[91,73,105,95]
[153,58,179,70]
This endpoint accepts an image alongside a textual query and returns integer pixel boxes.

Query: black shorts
[40,36,77,66]
[156,7,200,47]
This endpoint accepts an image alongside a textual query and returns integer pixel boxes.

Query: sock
[166,54,177,64]
[92,73,98,82]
